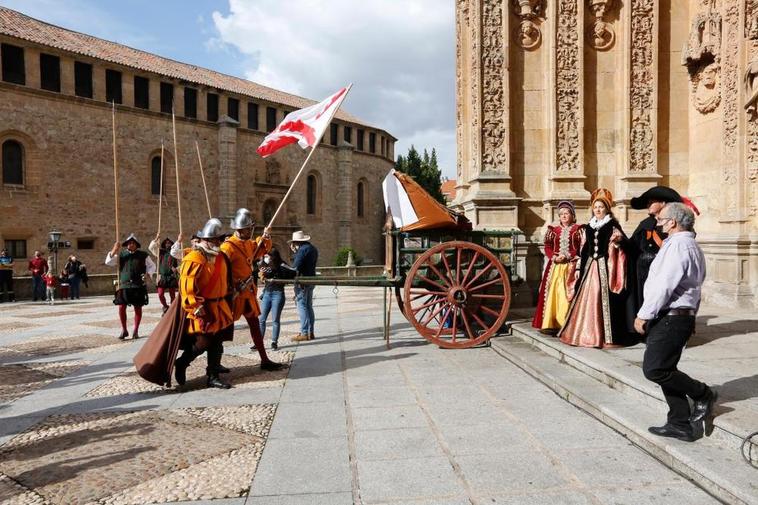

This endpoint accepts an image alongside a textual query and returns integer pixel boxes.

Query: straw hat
[288,230,311,243]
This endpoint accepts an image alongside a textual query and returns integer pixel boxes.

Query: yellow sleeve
[179,261,203,316]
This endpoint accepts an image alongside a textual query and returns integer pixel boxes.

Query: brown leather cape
[133,296,186,387]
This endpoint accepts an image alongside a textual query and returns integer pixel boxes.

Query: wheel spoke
[420,301,448,327]
[480,304,500,318]
[455,248,462,285]
[469,276,504,293]
[466,307,489,330]
[440,251,454,284]
[464,260,495,289]
[411,296,445,313]
[409,289,447,301]
[451,307,458,342]
[432,304,453,340]
[416,273,448,292]
[424,261,450,288]
[460,308,476,340]
[470,293,507,300]
[460,251,480,287]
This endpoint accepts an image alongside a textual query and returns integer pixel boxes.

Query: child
[44,271,57,305]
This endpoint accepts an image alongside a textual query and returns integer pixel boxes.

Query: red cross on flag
[256,85,351,158]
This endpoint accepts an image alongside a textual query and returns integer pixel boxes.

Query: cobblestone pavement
[0,288,721,504]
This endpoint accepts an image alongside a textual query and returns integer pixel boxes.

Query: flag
[256,85,350,158]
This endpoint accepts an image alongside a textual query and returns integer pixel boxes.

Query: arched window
[2,140,23,185]
[150,156,163,195]
[307,174,317,215]
[263,199,278,224]
[357,181,365,218]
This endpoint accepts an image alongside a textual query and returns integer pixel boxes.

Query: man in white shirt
[634,203,716,442]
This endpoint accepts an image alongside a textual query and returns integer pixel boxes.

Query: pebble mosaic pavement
[0,291,303,504]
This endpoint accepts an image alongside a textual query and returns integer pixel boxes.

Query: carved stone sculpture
[265,158,281,185]
[511,0,544,50]
[692,62,721,114]
[745,60,758,118]
[747,0,758,40]
[681,0,721,73]
[587,0,615,50]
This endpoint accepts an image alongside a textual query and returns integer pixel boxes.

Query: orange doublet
[220,234,271,320]
[179,250,233,335]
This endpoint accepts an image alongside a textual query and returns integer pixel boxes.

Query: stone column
[217,115,239,219]
[337,141,354,248]
[549,0,589,201]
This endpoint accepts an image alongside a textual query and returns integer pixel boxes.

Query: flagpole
[195,140,212,218]
[112,101,120,243]
[171,105,183,235]
[264,84,353,232]
[157,140,165,236]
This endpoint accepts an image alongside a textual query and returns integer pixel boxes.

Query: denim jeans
[32,275,45,300]
[259,288,285,343]
[69,276,81,299]
[294,285,315,336]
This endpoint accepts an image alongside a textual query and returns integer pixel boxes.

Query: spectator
[0,249,15,302]
[79,263,89,289]
[44,270,57,305]
[64,255,83,300]
[28,251,48,301]
[258,248,297,350]
[635,202,716,442]
[58,269,70,300]
[289,231,318,342]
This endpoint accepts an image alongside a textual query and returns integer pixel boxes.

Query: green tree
[394,145,444,203]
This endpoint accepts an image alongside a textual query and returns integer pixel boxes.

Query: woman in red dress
[532,201,583,333]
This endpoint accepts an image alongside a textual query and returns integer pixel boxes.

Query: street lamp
[49,228,61,274]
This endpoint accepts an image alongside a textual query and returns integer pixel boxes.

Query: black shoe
[250,344,257,351]
[691,387,718,423]
[206,375,231,389]
[174,359,188,386]
[216,365,231,374]
[118,330,128,340]
[132,332,139,340]
[260,361,287,371]
[648,424,695,442]
[271,341,278,351]
[162,305,169,315]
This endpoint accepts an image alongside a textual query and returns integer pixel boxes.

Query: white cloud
[211,0,457,178]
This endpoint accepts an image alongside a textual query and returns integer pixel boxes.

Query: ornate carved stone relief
[722,1,740,217]
[456,0,468,180]
[470,0,481,176]
[629,0,656,172]
[587,0,615,50]
[747,0,758,39]
[265,158,281,185]
[682,0,722,115]
[511,0,545,50]
[556,0,581,172]
[481,0,507,173]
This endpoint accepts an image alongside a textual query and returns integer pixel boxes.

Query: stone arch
[356,177,369,219]
[306,170,322,217]
[0,130,36,188]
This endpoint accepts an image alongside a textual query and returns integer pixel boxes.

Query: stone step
[505,321,758,459]
[489,330,758,505]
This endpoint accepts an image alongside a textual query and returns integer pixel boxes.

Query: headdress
[630,186,682,210]
[590,188,614,210]
[556,200,576,217]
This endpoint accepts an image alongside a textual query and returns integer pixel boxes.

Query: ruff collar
[588,214,612,230]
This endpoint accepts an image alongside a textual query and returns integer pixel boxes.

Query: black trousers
[0,271,14,302]
[176,328,230,377]
[643,315,707,429]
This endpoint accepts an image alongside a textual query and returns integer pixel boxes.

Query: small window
[74,61,93,98]
[369,132,376,153]
[2,140,24,185]
[184,87,197,118]
[381,137,386,156]
[105,69,122,104]
[330,123,338,146]
[357,181,365,218]
[4,239,26,260]
[247,102,259,129]
[160,82,173,113]
[1,43,25,85]
[306,174,317,215]
[134,76,149,109]
[77,239,95,250]
[228,97,239,121]
[357,129,364,151]
[150,156,163,195]
[39,53,60,92]
[344,126,352,144]
[266,107,277,132]
[207,93,219,122]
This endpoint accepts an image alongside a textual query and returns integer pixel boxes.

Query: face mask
[263,256,271,264]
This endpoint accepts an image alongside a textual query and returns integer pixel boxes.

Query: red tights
[157,287,176,308]
[118,305,143,334]
[245,313,270,363]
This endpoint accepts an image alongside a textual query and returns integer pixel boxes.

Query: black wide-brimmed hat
[630,186,683,210]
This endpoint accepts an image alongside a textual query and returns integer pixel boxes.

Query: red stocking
[168,288,176,303]
[246,314,270,363]
[157,287,168,308]
[133,306,143,334]
[118,305,127,331]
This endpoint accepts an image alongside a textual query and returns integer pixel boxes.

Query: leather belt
[665,308,696,316]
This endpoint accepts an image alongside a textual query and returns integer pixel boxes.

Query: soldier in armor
[221,208,286,371]
[106,234,156,340]
[174,218,235,389]
[148,235,180,314]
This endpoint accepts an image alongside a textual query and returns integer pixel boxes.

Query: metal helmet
[231,208,255,230]
[121,233,141,248]
[196,218,225,239]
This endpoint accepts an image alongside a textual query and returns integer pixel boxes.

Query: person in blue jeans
[258,248,297,350]
[289,231,319,342]
[64,255,83,300]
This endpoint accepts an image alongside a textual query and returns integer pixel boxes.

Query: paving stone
[354,427,444,460]
[356,456,464,503]
[245,492,353,505]
[454,451,569,494]
[351,405,428,431]
[348,386,418,409]
[267,401,347,439]
[476,491,594,505]
[590,482,720,505]
[437,422,533,456]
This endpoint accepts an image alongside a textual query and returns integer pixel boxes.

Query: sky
[2,0,457,178]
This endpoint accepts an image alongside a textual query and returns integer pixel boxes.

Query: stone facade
[0,11,395,276]
[455,0,758,308]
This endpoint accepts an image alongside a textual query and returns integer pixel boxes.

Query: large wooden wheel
[403,241,511,348]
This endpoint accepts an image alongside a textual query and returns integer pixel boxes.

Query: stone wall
[455,0,758,308]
